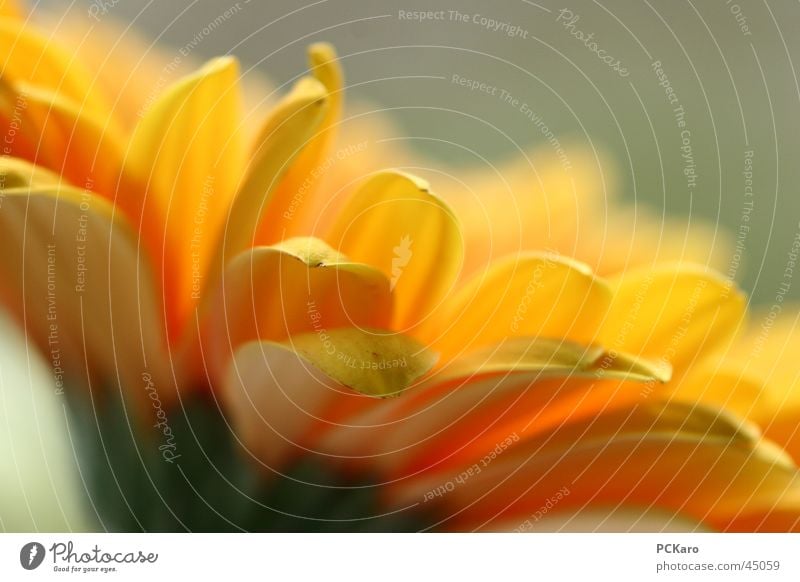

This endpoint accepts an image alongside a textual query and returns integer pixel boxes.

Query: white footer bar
[1,533,797,581]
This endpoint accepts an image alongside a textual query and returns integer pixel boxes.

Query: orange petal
[0,80,127,200]
[390,404,799,532]
[318,343,668,477]
[128,56,246,338]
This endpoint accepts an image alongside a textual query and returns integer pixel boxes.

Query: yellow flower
[0,7,797,531]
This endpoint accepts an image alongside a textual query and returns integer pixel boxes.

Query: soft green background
[4,0,798,530]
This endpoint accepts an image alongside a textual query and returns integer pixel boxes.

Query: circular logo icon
[20,542,46,570]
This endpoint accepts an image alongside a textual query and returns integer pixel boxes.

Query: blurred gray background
[4,0,798,530]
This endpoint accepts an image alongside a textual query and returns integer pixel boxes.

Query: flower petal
[0,18,108,112]
[598,264,746,373]
[203,236,393,378]
[0,81,127,199]
[0,156,61,188]
[718,307,800,416]
[421,253,611,357]
[326,171,463,329]
[128,56,246,337]
[0,1,21,18]
[222,330,438,467]
[0,181,170,409]
[389,402,800,532]
[318,343,669,476]
[255,43,343,241]
[437,147,609,281]
[286,327,438,398]
[220,76,328,261]
[438,337,670,385]
[222,341,342,468]
[677,309,800,463]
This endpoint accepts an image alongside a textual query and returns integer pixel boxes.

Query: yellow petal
[440,337,671,384]
[598,264,746,373]
[438,146,731,280]
[423,253,611,357]
[286,327,438,398]
[678,367,800,464]
[672,369,766,423]
[203,236,392,378]
[128,56,246,337]
[220,76,328,262]
[682,309,800,462]
[326,171,463,329]
[255,43,343,241]
[721,307,800,415]
[0,18,108,113]
[0,183,171,410]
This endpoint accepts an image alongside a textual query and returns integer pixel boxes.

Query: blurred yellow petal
[438,147,609,280]
[128,56,246,336]
[439,147,735,279]
[673,369,765,422]
[0,183,170,410]
[721,308,800,413]
[326,171,463,329]
[0,0,21,18]
[204,236,392,378]
[683,308,800,461]
[221,76,328,259]
[573,209,734,276]
[223,334,432,469]
[423,253,611,357]
[0,18,108,112]
[599,264,746,373]
[676,368,800,464]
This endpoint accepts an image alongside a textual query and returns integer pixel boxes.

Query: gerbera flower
[0,6,797,532]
